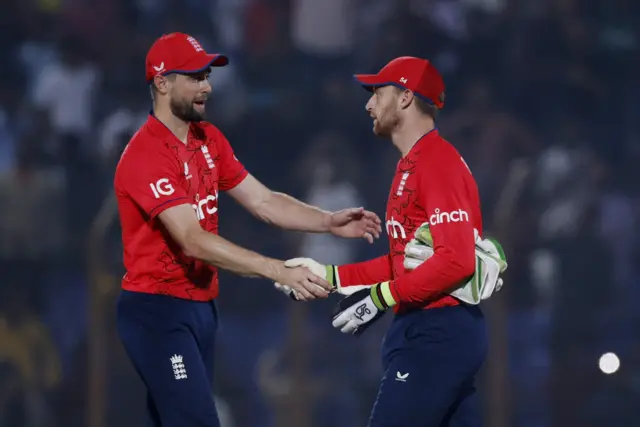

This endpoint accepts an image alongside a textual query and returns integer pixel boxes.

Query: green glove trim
[326,265,338,288]
[471,256,481,302]
[370,281,396,310]
[415,223,434,246]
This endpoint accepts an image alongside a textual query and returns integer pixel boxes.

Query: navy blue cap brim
[163,54,229,76]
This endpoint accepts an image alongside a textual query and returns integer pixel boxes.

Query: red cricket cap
[145,32,229,82]
[353,56,446,109]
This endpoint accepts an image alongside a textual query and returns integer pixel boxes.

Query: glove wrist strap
[370,281,396,310]
[325,265,339,289]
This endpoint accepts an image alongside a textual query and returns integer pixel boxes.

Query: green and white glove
[274,258,371,300]
[404,223,507,305]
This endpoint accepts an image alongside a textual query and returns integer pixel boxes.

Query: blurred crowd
[1,0,640,426]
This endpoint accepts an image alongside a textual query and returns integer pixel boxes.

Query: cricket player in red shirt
[114,32,382,427]
[280,57,487,426]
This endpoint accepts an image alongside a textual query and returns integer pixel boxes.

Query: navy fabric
[117,290,220,427]
[368,305,488,427]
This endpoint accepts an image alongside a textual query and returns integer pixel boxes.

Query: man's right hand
[274,258,371,300]
[272,262,331,301]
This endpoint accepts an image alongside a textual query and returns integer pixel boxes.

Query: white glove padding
[273,281,309,301]
[331,287,386,336]
[449,248,504,304]
[404,240,434,262]
[274,257,371,300]
[403,228,507,305]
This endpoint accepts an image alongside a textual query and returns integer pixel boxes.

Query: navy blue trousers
[369,305,488,427]
[117,290,220,427]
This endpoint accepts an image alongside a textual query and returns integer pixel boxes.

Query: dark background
[1,0,639,426]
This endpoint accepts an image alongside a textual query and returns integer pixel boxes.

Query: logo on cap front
[186,36,204,52]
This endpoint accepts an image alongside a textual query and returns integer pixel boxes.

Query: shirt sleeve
[337,254,394,286]
[214,129,248,191]
[389,159,477,305]
[118,147,190,219]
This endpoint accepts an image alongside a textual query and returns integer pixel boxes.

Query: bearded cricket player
[277,57,492,426]
[113,32,382,427]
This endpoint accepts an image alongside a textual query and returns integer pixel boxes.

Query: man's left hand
[332,282,396,336]
[328,207,382,243]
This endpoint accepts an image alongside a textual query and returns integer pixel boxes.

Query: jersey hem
[394,295,460,314]
[121,282,218,302]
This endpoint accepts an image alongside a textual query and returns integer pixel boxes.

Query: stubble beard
[170,98,205,122]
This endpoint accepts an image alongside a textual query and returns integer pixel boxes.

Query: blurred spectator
[0,289,61,427]
[0,141,67,270]
[440,78,538,212]
[31,39,100,143]
[291,0,355,59]
[294,131,364,265]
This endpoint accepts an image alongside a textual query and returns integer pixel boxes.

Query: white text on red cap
[186,36,204,53]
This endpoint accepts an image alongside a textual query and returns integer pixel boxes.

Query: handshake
[274,257,384,336]
[273,258,369,301]
[273,222,508,336]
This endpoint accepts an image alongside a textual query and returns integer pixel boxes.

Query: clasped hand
[274,257,390,336]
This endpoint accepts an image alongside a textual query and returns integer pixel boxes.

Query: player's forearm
[337,254,394,286]
[254,191,331,232]
[184,230,281,280]
[390,248,474,304]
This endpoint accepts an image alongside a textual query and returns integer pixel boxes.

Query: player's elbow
[253,202,275,225]
[459,258,475,281]
[237,190,272,225]
[440,246,475,283]
[453,249,476,281]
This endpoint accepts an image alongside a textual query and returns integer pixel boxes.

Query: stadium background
[1,0,639,426]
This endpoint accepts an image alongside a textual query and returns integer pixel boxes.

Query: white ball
[598,352,620,374]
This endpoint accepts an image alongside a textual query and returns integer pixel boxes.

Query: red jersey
[114,115,248,301]
[338,130,481,312]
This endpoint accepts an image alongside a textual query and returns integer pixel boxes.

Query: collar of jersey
[146,113,203,149]
[404,128,439,159]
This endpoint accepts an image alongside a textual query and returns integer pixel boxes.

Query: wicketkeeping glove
[331,282,395,336]
[404,223,507,305]
[274,258,371,300]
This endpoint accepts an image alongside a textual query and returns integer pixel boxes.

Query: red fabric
[244,1,279,54]
[114,115,247,301]
[354,56,446,108]
[339,130,481,312]
[338,254,393,287]
[145,32,228,82]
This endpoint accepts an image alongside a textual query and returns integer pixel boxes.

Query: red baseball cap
[353,56,446,109]
[145,32,229,82]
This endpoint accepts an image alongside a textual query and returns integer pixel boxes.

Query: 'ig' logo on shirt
[150,178,175,198]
